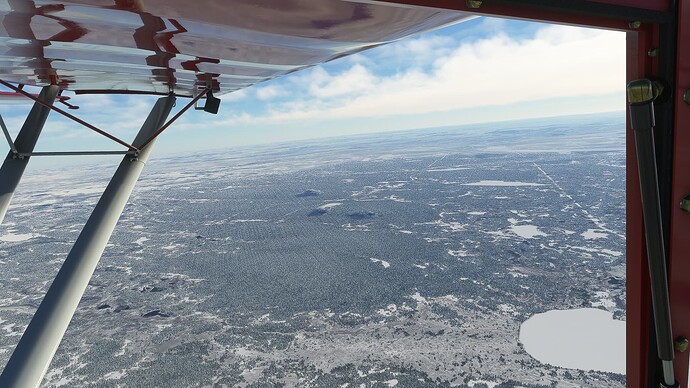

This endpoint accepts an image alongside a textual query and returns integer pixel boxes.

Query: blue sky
[0,17,625,167]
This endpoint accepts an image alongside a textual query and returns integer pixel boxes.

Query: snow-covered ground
[0,112,627,387]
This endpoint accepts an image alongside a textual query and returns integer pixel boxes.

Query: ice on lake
[509,224,547,239]
[519,308,625,374]
[0,232,38,242]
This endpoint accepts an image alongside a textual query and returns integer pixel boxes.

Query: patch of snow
[582,229,608,240]
[447,249,469,258]
[342,223,371,232]
[114,339,131,357]
[318,202,343,210]
[104,370,127,380]
[510,225,547,239]
[591,291,617,309]
[600,249,623,257]
[369,258,390,268]
[0,232,37,242]
[468,380,499,388]
[498,303,518,316]
[52,186,104,196]
[377,304,398,317]
[463,180,543,187]
[420,219,466,232]
[409,292,427,304]
[386,195,410,203]
[572,246,623,257]
[426,167,470,172]
[134,237,149,245]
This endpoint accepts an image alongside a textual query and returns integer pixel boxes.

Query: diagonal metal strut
[0,95,176,388]
[0,85,59,224]
[0,80,138,151]
[627,79,677,388]
[0,114,18,155]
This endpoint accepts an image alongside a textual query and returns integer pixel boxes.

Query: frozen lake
[519,308,625,374]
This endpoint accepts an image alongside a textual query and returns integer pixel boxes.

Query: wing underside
[0,0,471,97]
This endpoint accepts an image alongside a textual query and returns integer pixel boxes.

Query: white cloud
[220,89,248,101]
[374,34,455,64]
[231,24,624,125]
[306,64,378,98]
[255,85,286,100]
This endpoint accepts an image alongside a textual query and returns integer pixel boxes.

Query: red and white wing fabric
[0,0,471,97]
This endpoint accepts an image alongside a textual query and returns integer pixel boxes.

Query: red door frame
[377,1,682,386]
[669,0,690,385]
[626,23,657,387]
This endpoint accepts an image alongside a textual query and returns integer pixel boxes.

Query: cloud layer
[222,23,625,126]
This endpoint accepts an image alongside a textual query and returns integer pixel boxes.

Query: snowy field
[0,112,626,387]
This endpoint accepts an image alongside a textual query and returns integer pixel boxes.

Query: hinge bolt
[648,48,658,57]
[674,337,689,353]
[466,0,482,9]
[652,80,664,100]
[629,21,642,29]
[681,196,690,212]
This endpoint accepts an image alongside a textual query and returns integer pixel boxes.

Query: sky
[0,17,626,168]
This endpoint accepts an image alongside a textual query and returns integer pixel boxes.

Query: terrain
[0,112,626,387]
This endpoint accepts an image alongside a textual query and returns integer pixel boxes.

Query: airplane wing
[0,0,472,97]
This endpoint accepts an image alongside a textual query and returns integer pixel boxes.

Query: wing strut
[0,80,137,151]
[0,85,59,224]
[627,79,678,388]
[0,95,175,388]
